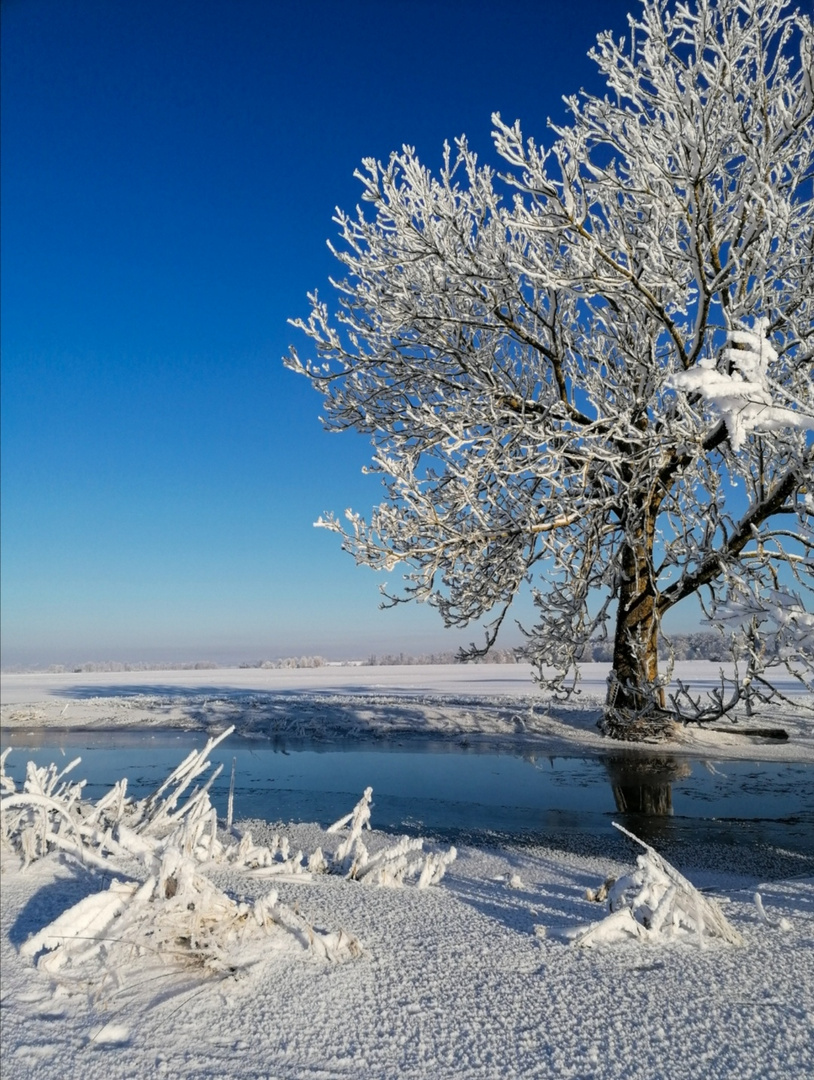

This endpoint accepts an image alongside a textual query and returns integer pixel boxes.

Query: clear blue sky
[2,0,658,667]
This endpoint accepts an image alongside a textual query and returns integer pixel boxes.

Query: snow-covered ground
[2,663,813,1078]
[3,661,813,760]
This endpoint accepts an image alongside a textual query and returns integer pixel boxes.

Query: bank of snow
[2,820,813,1080]
[2,662,813,762]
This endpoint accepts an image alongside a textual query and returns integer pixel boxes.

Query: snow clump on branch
[668,320,814,453]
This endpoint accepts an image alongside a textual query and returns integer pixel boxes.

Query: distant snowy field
[4,658,812,703]
[2,662,813,1079]
[2,661,813,761]
[4,660,545,705]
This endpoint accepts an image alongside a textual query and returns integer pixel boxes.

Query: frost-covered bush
[573,824,742,948]
[326,786,457,887]
[1,737,456,992]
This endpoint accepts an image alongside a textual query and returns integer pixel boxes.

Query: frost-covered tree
[287,0,814,738]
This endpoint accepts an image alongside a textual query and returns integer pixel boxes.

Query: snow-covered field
[3,661,814,760]
[2,664,813,1078]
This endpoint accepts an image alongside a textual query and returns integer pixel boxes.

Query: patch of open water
[3,728,813,876]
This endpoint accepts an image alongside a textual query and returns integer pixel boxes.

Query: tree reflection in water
[603,755,693,838]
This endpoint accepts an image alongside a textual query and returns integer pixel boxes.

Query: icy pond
[3,727,813,865]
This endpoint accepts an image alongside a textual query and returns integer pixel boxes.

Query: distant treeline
[13,634,739,674]
[364,633,737,665]
[239,656,329,669]
[589,632,735,663]
[364,648,519,666]
[40,657,330,673]
[43,660,222,674]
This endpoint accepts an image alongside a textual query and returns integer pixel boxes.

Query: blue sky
[2,0,667,667]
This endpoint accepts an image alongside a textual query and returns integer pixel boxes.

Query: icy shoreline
[3,662,813,763]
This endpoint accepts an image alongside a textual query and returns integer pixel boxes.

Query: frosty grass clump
[0,731,456,991]
[568,823,742,948]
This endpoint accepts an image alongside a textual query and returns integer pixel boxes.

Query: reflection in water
[3,733,813,868]
[603,755,693,821]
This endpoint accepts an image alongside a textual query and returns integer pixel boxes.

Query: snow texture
[2,812,812,1079]
[1,665,813,1077]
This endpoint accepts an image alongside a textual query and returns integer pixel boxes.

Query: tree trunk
[602,523,675,741]
[611,533,661,710]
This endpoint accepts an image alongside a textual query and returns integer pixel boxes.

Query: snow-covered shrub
[20,854,361,990]
[573,824,742,948]
[3,732,360,984]
[3,739,457,997]
[326,787,457,887]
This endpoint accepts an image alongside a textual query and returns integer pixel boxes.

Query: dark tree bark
[603,500,675,739]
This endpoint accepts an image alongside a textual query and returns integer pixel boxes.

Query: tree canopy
[287,0,814,738]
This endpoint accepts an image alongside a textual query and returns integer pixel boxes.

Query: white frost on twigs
[417,847,458,889]
[327,787,457,887]
[718,585,814,657]
[0,747,15,795]
[572,823,742,948]
[330,785,372,869]
[3,733,363,985]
